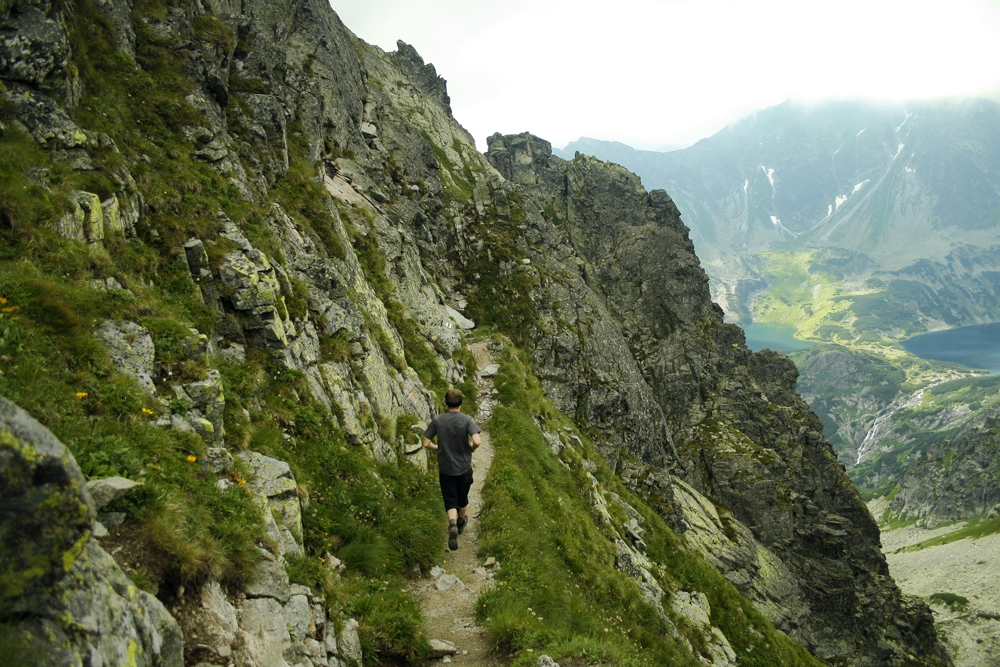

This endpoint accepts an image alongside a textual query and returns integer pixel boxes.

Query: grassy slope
[0,2,459,663]
[477,346,821,667]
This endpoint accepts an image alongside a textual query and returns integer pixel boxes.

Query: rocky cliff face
[886,408,1000,526]
[483,133,948,665]
[0,0,950,665]
[561,102,1000,329]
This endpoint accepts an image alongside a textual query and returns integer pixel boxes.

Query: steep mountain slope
[483,133,946,665]
[884,407,1000,524]
[562,100,1000,328]
[0,1,949,665]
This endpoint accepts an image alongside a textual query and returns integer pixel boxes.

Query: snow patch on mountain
[770,217,800,238]
[895,111,912,132]
[759,166,775,189]
[853,180,869,194]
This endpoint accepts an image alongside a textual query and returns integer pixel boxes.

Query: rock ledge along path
[408,342,506,667]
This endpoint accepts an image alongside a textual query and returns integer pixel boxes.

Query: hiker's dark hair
[445,389,463,407]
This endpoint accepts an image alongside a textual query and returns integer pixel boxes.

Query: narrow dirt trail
[408,342,506,667]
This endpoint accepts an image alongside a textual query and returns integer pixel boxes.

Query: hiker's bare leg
[447,508,458,521]
[457,506,468,519]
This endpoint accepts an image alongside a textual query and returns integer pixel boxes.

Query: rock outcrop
[887,408,1000,526]
[0,397,184,667]
[483,133,949,665]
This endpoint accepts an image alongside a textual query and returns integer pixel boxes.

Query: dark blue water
[741,323,816,353]
[901,323,1000,374]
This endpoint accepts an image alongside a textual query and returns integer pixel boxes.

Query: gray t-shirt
[425,410,480,476]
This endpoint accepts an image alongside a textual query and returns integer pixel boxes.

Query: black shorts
[439,469,474,511]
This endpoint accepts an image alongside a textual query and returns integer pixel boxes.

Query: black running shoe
[449,525,459,551]
[457,516,468,534]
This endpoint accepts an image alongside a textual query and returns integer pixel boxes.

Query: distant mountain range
[558,99,1000,328]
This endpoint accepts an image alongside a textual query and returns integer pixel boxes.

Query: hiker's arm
[422,437,437,451]
[471,433,481,451]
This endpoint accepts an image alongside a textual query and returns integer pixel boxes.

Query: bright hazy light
[333,0,1000,150]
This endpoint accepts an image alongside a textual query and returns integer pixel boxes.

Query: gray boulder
[94,320,158,395]
[427,638,457,658]
[0,396,94,600]
[0,397,183,666]
[86,476,142,510]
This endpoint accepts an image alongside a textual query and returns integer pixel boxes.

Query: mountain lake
[901,322,1000,374]
[740,323,816,353]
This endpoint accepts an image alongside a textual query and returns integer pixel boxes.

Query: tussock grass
[0,270,268,588]
[907,515,1000,551]
[477,343,822,667]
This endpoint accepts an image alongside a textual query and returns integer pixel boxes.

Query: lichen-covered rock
[174,368,226,443]
[59,190,106,244]
[671,591,738,667]
[0,396,94,602]
[8,540,184,667]
[94,320,158,395]
[237,451,303,556]
[234,597,292,666]
[0,397,183,667]
[0,0,75,100]
[672,476,809,631]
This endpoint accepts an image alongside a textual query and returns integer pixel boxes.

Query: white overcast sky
[332,0,1000,152]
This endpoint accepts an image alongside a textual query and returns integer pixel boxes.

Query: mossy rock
[0,397,95,603]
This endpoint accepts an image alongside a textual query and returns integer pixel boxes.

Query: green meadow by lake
[741,323,816,353]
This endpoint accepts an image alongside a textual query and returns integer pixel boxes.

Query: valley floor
[869,500,1000,666]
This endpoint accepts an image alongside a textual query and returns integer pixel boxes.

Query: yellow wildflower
[235,474,246,485]
[0,297,6,304]
[142,408,154,415]
[187,454,197,463]
[1,306,19,313]
[75,392,88,399]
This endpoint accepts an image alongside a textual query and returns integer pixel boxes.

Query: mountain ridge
[562,99,1000,329]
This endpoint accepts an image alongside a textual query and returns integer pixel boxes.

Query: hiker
[423,388,481,551]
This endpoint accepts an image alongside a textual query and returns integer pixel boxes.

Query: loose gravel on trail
[408,343,506,667]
